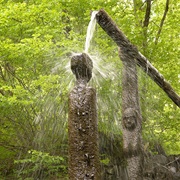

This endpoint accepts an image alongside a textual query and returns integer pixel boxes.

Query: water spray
[71,53,93,83]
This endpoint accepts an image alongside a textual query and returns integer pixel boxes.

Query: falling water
[83,10,117,85]
[14,10,124,179]
[84,11,98,53]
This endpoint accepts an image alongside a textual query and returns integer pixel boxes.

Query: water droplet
[77,110,80,115]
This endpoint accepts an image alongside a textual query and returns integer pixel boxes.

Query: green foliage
[100,155,110,166]
[0,0,179,178]
[14,150,67,179]
[0,146,16,178]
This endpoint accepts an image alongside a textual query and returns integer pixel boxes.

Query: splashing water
[14,10,128,180]
[84,11,98,53]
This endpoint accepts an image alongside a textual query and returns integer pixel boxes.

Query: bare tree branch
[155,0,169,45]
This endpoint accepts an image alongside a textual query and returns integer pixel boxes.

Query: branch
[0,142,27,151]
[4,63,28,90]
[155,0,169,45]
[143,0,152,53]
[143,0,151,28]
[96,9,180,107]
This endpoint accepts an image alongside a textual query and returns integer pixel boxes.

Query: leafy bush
[14,150,67,179]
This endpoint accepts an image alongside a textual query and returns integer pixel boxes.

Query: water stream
[84,11,98,53]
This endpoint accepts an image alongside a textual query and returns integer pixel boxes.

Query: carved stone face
[123,108,137,130]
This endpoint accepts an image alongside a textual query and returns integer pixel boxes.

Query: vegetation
[14,150,67,179]
[0,0,179,179]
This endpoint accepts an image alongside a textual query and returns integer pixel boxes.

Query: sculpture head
[71,53,93,83]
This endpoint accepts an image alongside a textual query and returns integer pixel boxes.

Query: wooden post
[68,53,101,180]
[96,9,180,107]
[119,47,143,180]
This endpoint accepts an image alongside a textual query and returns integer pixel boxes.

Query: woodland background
[0,0,179,179]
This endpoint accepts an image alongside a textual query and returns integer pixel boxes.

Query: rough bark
[95,9,180,107]
[119,47,143,180]
[68,53,100,180]
[68,86,100,179]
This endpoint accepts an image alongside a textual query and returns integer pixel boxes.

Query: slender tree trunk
[141,0,152,121]
[155,0,169,45]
